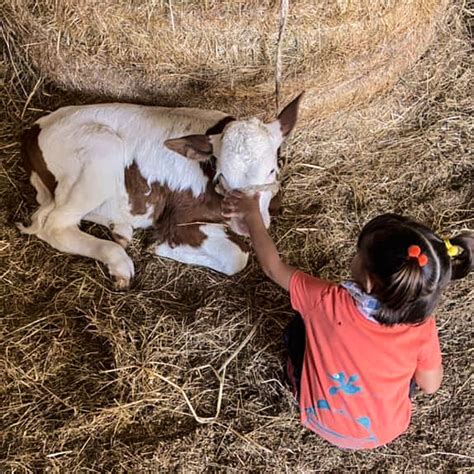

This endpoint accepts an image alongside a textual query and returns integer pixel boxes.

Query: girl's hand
[222,191,260,221]
[222,190,295,290]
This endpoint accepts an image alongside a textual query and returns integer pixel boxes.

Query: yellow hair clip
[444,239,461,258]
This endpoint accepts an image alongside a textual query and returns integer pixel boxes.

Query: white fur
[20,103,285,284]
[212,118,280,189]
[212,118,282,234]
[37,104,227,202]
[154,224,248,275]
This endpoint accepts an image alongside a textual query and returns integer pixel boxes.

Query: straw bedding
[1,0,473,471]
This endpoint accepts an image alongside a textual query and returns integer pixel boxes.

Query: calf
[19,95,302,288]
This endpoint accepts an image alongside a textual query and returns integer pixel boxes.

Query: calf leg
[83,209,133,249]
[17,172,55,235]
[31,171,53,206]
[111,223,133,249]
[39,225,134,289]
[153,224,248,275]
[20,161,134,288]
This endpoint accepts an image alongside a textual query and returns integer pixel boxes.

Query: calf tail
[21,124,57,197]
[18,125,56,234]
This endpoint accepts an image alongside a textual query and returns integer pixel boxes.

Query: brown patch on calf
[124,161,167,217]
[269,190,282,216]
[225,230,249,253]
[205,116,235,136]
[125,161,225,248]
[21,124,57,194]
[150,180,224,247]
[199,155,217,181]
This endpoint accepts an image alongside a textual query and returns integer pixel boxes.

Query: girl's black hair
[357,214,473,326]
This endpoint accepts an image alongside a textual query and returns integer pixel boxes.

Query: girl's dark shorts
[283,314,305,399]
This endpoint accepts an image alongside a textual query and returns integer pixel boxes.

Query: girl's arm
[414,366,443,395]
[222,192,296,290]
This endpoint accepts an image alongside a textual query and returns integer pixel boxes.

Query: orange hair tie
[407,245,428,267]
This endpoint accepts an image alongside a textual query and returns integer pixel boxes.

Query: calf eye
[269,169,276,175]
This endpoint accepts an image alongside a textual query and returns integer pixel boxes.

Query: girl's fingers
[221,203,238,217]
[222,209,240,218]
[224,190,246,202]
[221,200,236,210]
[222,199,239,210]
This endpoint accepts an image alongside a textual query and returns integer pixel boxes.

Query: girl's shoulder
[289,270,336,314]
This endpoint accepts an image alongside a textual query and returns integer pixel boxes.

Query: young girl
[222,193,473,450]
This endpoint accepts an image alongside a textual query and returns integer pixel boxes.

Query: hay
[1,0,473,472]
[3,0,448,118]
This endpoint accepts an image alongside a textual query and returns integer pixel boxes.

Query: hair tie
[444,239,461,258]
[407,245,428,267]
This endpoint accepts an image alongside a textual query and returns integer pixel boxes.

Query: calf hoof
[112,232,130,249]
[16,222,34,235]
[105,247,134,290]
[113,275,131,290]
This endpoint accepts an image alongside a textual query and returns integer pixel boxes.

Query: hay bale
[2,1,473,471]
[3,0,448,118]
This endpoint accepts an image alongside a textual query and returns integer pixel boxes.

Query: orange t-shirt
[289,271,442,450]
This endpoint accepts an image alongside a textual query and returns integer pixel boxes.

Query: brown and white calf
[19,95,302,288]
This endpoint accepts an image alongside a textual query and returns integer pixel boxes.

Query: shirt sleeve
[289,270,334,317]
[417,318,442,371]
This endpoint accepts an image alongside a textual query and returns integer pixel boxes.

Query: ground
[1,3,473,472]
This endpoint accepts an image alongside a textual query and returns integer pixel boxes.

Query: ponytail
[358,214,472,326]
[450,231,474,280]
[375,258,428,325]
[380,259,424,310]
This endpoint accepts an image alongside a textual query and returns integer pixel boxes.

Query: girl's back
[290,272,440,449]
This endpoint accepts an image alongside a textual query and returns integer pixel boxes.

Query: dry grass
[1,0,473,472]
[3,0,449,118]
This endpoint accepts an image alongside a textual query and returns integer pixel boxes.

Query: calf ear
[164,135,213,161]
[277,92,304,137]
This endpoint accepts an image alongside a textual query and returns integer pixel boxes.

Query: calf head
[165,93,303,236]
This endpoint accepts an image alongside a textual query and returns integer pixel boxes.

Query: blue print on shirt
[329,372,361,395]
[317,399,330,410]
[305,404,377,448]
[357,416,371,429]
[303,372,378,448]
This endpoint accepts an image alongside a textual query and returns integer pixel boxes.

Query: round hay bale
[4,0,448,119]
